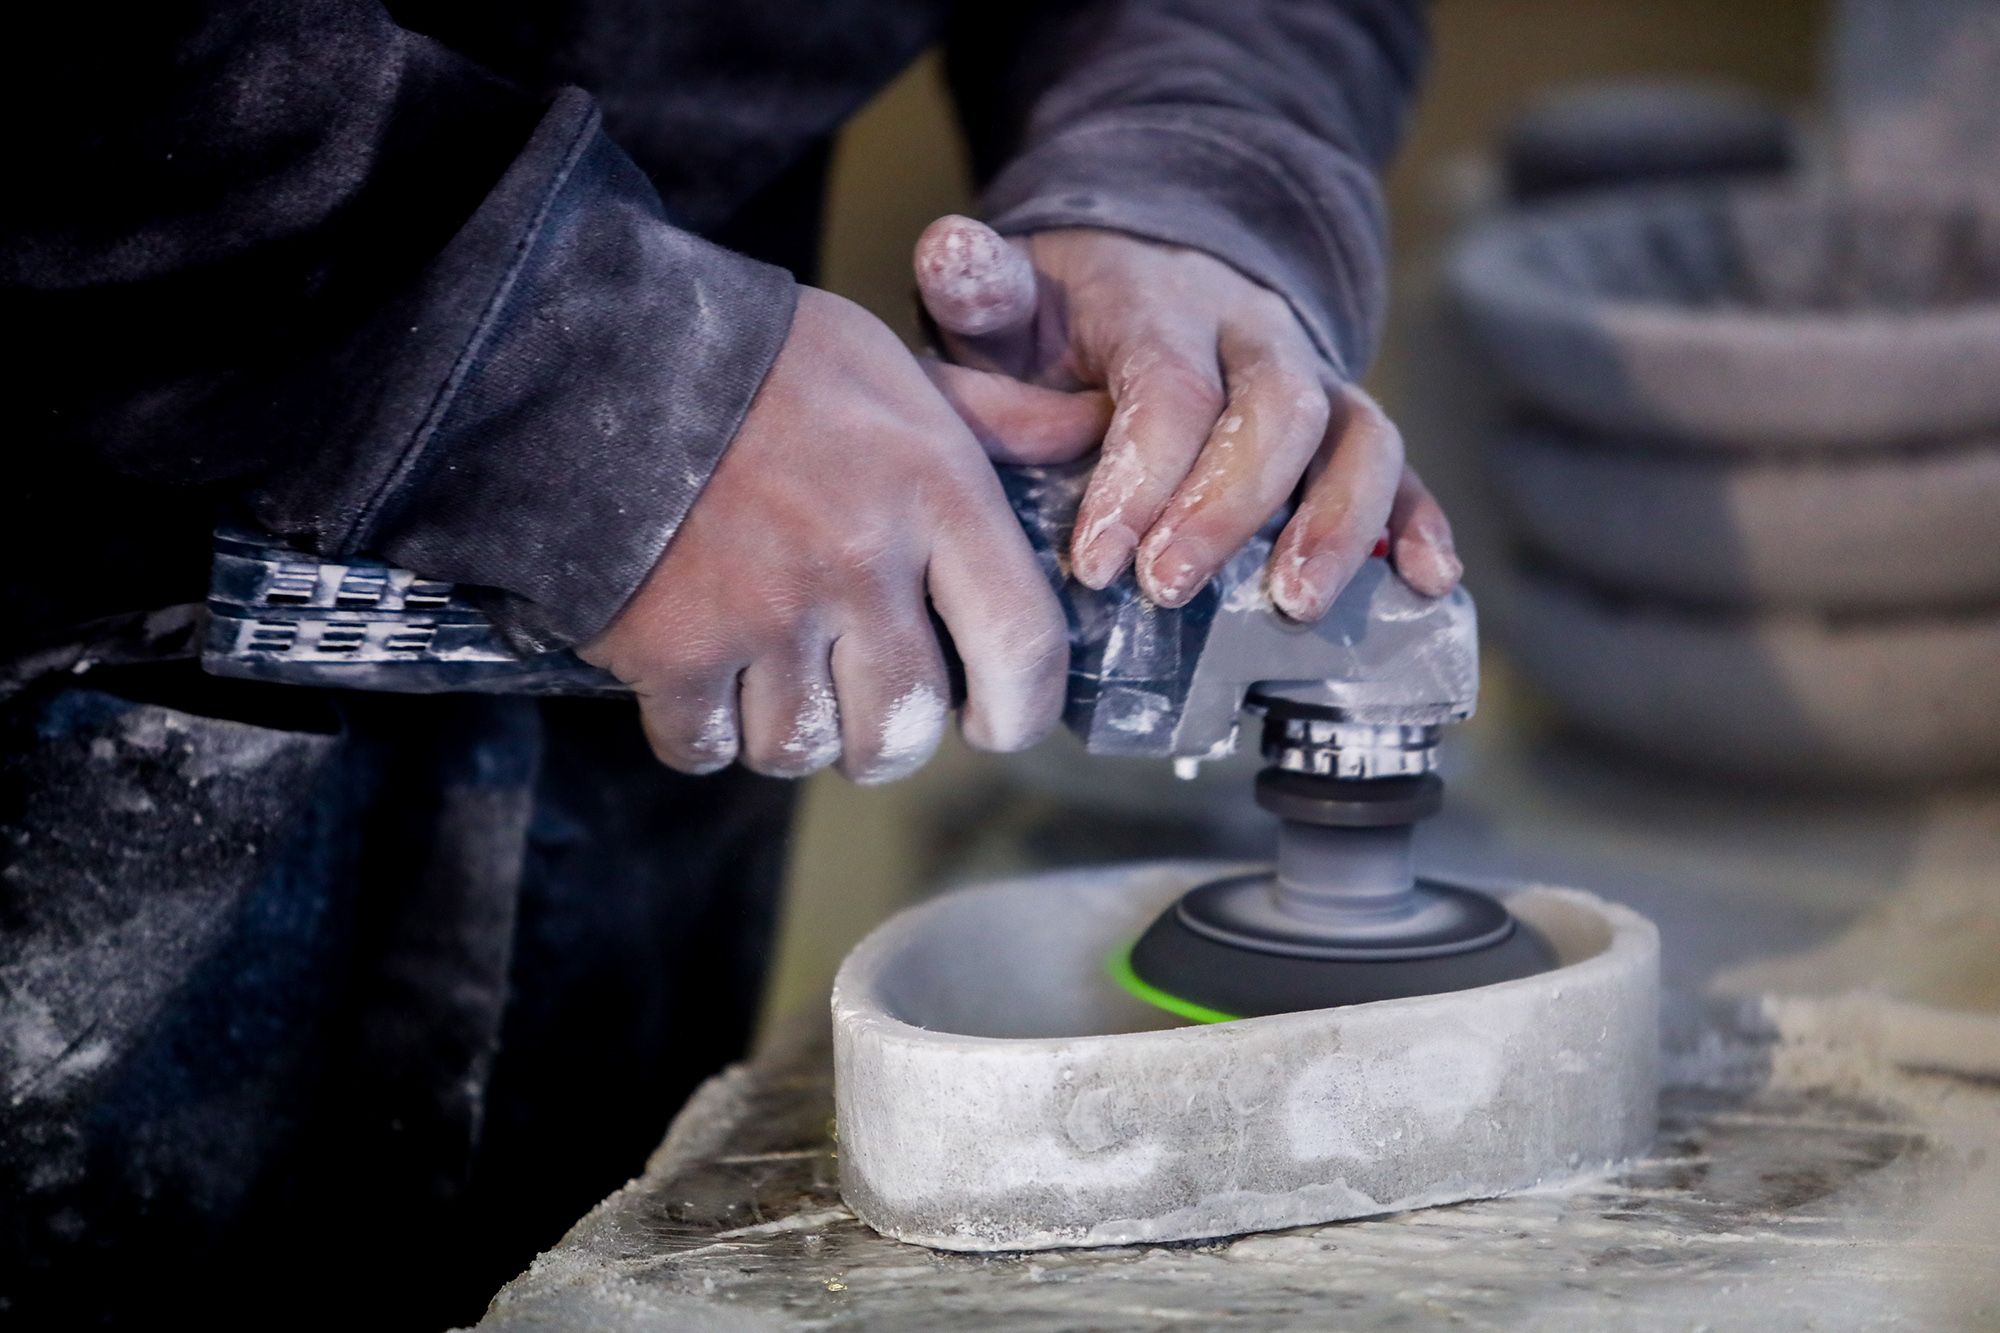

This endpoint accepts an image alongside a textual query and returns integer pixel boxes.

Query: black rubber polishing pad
[1123,882,1559,1021]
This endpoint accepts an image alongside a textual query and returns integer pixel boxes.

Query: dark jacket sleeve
[944,0,1428,380]
[5,3,797,650]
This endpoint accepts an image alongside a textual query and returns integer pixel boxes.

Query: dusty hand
[580,287,1107,783]
[914,216,1461,620]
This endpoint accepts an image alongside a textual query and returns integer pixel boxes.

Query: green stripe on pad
[1105,940,1242,1025]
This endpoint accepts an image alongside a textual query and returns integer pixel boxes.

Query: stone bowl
[1503,80,1794,203]
[833,862,1658,1252]
[1488,422,2000,610]
[1451,185,2000,448]
[1494,561,2000,784]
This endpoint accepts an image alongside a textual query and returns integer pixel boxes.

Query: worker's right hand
[579,287,1108,784]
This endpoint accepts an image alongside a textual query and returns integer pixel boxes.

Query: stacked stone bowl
[1451,185,2000,783]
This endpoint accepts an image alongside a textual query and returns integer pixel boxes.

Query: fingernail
[915,215,1036,336]
[1145,537,1213,607]
[1397,534,1464,597]
[1075,522,1138,588]
[1276,553,1347,620]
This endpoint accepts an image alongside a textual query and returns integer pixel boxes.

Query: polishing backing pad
[1126,878,1558,1019]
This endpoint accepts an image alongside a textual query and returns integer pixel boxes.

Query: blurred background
[761,0,2000,1037]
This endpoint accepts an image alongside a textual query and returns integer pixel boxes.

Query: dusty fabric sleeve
[4,3,796,650]
[944,0,1429,379]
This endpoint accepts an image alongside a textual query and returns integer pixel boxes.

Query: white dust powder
[781,683,841,770]
[861,685,946,784]
[694,704,737,763]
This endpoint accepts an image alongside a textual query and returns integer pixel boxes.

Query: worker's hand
[580,287,1107,783]
[914,216,1462,621]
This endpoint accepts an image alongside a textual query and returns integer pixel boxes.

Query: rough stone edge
[833,870,1660,1253]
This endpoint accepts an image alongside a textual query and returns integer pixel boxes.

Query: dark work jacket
[3,0,1425,657]
[0,2,1425,1326]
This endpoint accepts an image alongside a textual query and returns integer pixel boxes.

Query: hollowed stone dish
[1495,560,2000,783]
[1502,79,1794,202]
[832,862,1658,1252]
[1488,422,2000,610]
[1452,185,2000,448]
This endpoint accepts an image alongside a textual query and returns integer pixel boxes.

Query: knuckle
[767,682,844,778]
[854,667,950,784]
[1247,286,1296,325]
[911,450,994,515]
[645,701,738,775]
[1185,381,1229,423]
[1147,357,1226,417]
[739,752,791,779]
[736,724,783,773]
[1283,383,1334,443]
[1080,436,1152,510]
[839,729,890,777]
[1372,408,1407,463]
[1343,386,1403,453]
[833,544,915,610]
[742,734,833,780]
[1004,612,1072,685]
[812,286,881,335]
[642,727,683,770]
[1259,362,1323,411]
[666,750,731,777]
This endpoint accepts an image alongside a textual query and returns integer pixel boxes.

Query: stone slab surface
[472,1007,2000,1332]
[469,758,2000,1331]
[830,865,1657,1251]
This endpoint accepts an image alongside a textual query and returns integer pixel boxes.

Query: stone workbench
[470,1000,1999,1331]
[467,706,2000,1331]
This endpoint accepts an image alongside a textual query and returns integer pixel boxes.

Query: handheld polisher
[200,461,1553,1022]
[1114,710,1555,1023]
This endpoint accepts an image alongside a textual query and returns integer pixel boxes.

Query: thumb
[924,359,1111,465]
[914,214,1039,374]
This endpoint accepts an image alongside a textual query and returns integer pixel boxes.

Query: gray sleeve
[261,91,799,651]
[945,0,1429,379]
[6,0,796,655]
[254,90,799,651]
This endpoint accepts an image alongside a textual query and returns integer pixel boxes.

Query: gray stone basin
[1494,560,2000,784]
[1452,185,2000,448]
[831,862,1658,1252]
[1487,422,2000,610]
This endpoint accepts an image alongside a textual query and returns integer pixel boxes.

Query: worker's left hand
[914,216,1461,622]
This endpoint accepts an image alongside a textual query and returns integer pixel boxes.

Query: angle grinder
[201,459,1554,1022]
[1115,700,1554,1022]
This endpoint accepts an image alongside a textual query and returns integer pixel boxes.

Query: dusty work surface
[473,1012,1999,1331]
[474,700,2000,1330]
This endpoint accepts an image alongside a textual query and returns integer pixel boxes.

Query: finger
[914,214,1039,375]
[926,468,1070,753]
[738,640,842,778]
[635,672,743,775]
[922,359,1112,465]
[1269,385,1406,622]
[1132,326,1330,608]
[1387,465,1463,598]
[1068,331,1225,590]
[831,617,951,786]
